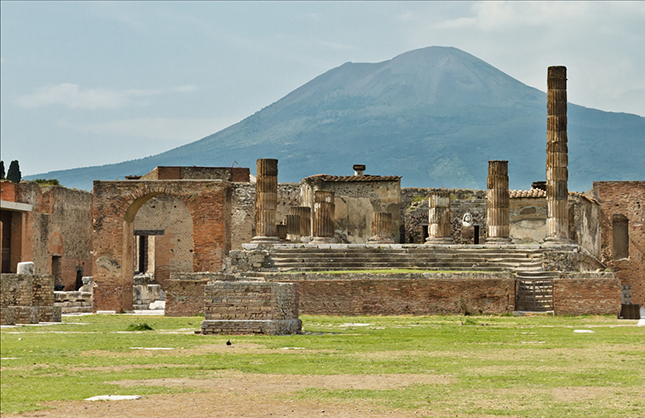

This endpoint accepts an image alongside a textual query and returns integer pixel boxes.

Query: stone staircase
[264,244,557,312]
[266,245,547,274]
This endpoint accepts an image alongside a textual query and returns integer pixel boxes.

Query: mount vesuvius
[27,46,645,191]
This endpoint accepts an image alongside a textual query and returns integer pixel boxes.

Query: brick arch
[91,180,232,312]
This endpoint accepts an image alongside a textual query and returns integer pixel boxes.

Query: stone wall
[133,194,194,287]
[229,183,301,250]
[54,291,92,313]
[1,182,92,290]
[593,181,645,306]
[401,188,601,255]
[1,273,61,324]
[91,180,232,312]
[302,177,401,243]
[264,272,515,315]
[553,274,622,315]
[164,272,235,317]
[201,281,301,335]
[402,188,487,244]
[140,166,250,182]
[509,197,547,244]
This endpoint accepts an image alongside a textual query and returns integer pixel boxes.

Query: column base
[368,237,395,244]
[485,237,513,245]
[425,237,454,245]
[543,237,573,245]
[310,236,336,244]
[251,236,280,244]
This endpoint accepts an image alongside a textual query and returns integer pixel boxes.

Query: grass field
[1,314,643,417]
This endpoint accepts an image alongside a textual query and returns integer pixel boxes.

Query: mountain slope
[27,46,645,191]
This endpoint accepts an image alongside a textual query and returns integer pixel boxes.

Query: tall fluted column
[290,206,312,237]
[486,160,512,244]
[252,159,279,243]
[284,214,301,242]
[545,66,571,244]
[369,212,394,244]
[312,190,335,243]
[425,191,454,244]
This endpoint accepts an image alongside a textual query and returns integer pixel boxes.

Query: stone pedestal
[252,159,279,243]
[312,190,336,243]
[369,212,394,244]
[17,262,35,275]
[544,66,571,244]
[290,206,312,237]
[201,281,302,335]
[425,191,454,244]
[486,161,512,244]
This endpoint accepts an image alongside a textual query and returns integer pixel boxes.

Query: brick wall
[593,181,645,305]
[204,281,299,320]
[553,275,622,315]
[4,182,92,287]
[201,281,301,335]
[265,272,515,315]
[1,180,16,202]
[92,180,232,312]
[164,278,208,317]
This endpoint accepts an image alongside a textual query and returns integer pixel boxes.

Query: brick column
[312,190,335,243]
[290,206,311,237]
[425,191,453,244]
[545,66,571,244]
[369,212,394,244]
[252,159,279,243]
[486,160,512,244]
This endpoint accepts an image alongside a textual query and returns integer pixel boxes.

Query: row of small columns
[252,159,395,244]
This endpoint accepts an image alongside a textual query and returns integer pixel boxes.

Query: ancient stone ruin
[2,65,641,331]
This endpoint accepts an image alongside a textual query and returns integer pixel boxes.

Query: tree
[7,160,21,183]
[0,161,5,179]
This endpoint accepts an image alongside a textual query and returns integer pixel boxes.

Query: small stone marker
[85,395,141,401]
[16,262,35,275]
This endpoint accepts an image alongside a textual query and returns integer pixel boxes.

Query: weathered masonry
[1,180,92,290]
[1,262,61,325]
[92,179,233,312]
[594,181,645,306]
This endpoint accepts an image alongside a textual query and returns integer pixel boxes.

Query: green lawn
[1,314,643,416]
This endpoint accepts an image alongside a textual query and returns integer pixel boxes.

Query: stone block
[15,306,39,324]
[1,307,16,325]
[17,262,35,275]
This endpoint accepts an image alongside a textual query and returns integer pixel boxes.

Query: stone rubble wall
[1,273,61,324]
[54,290,93,313]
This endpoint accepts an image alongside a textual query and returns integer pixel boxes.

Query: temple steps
[266,246,548,274]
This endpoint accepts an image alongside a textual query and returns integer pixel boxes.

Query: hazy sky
[2,1,644,176]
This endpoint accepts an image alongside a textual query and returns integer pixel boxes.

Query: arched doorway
[91,180,232,312]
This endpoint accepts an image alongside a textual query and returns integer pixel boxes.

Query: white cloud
[15,83,160,110]
[57,117,241,142]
